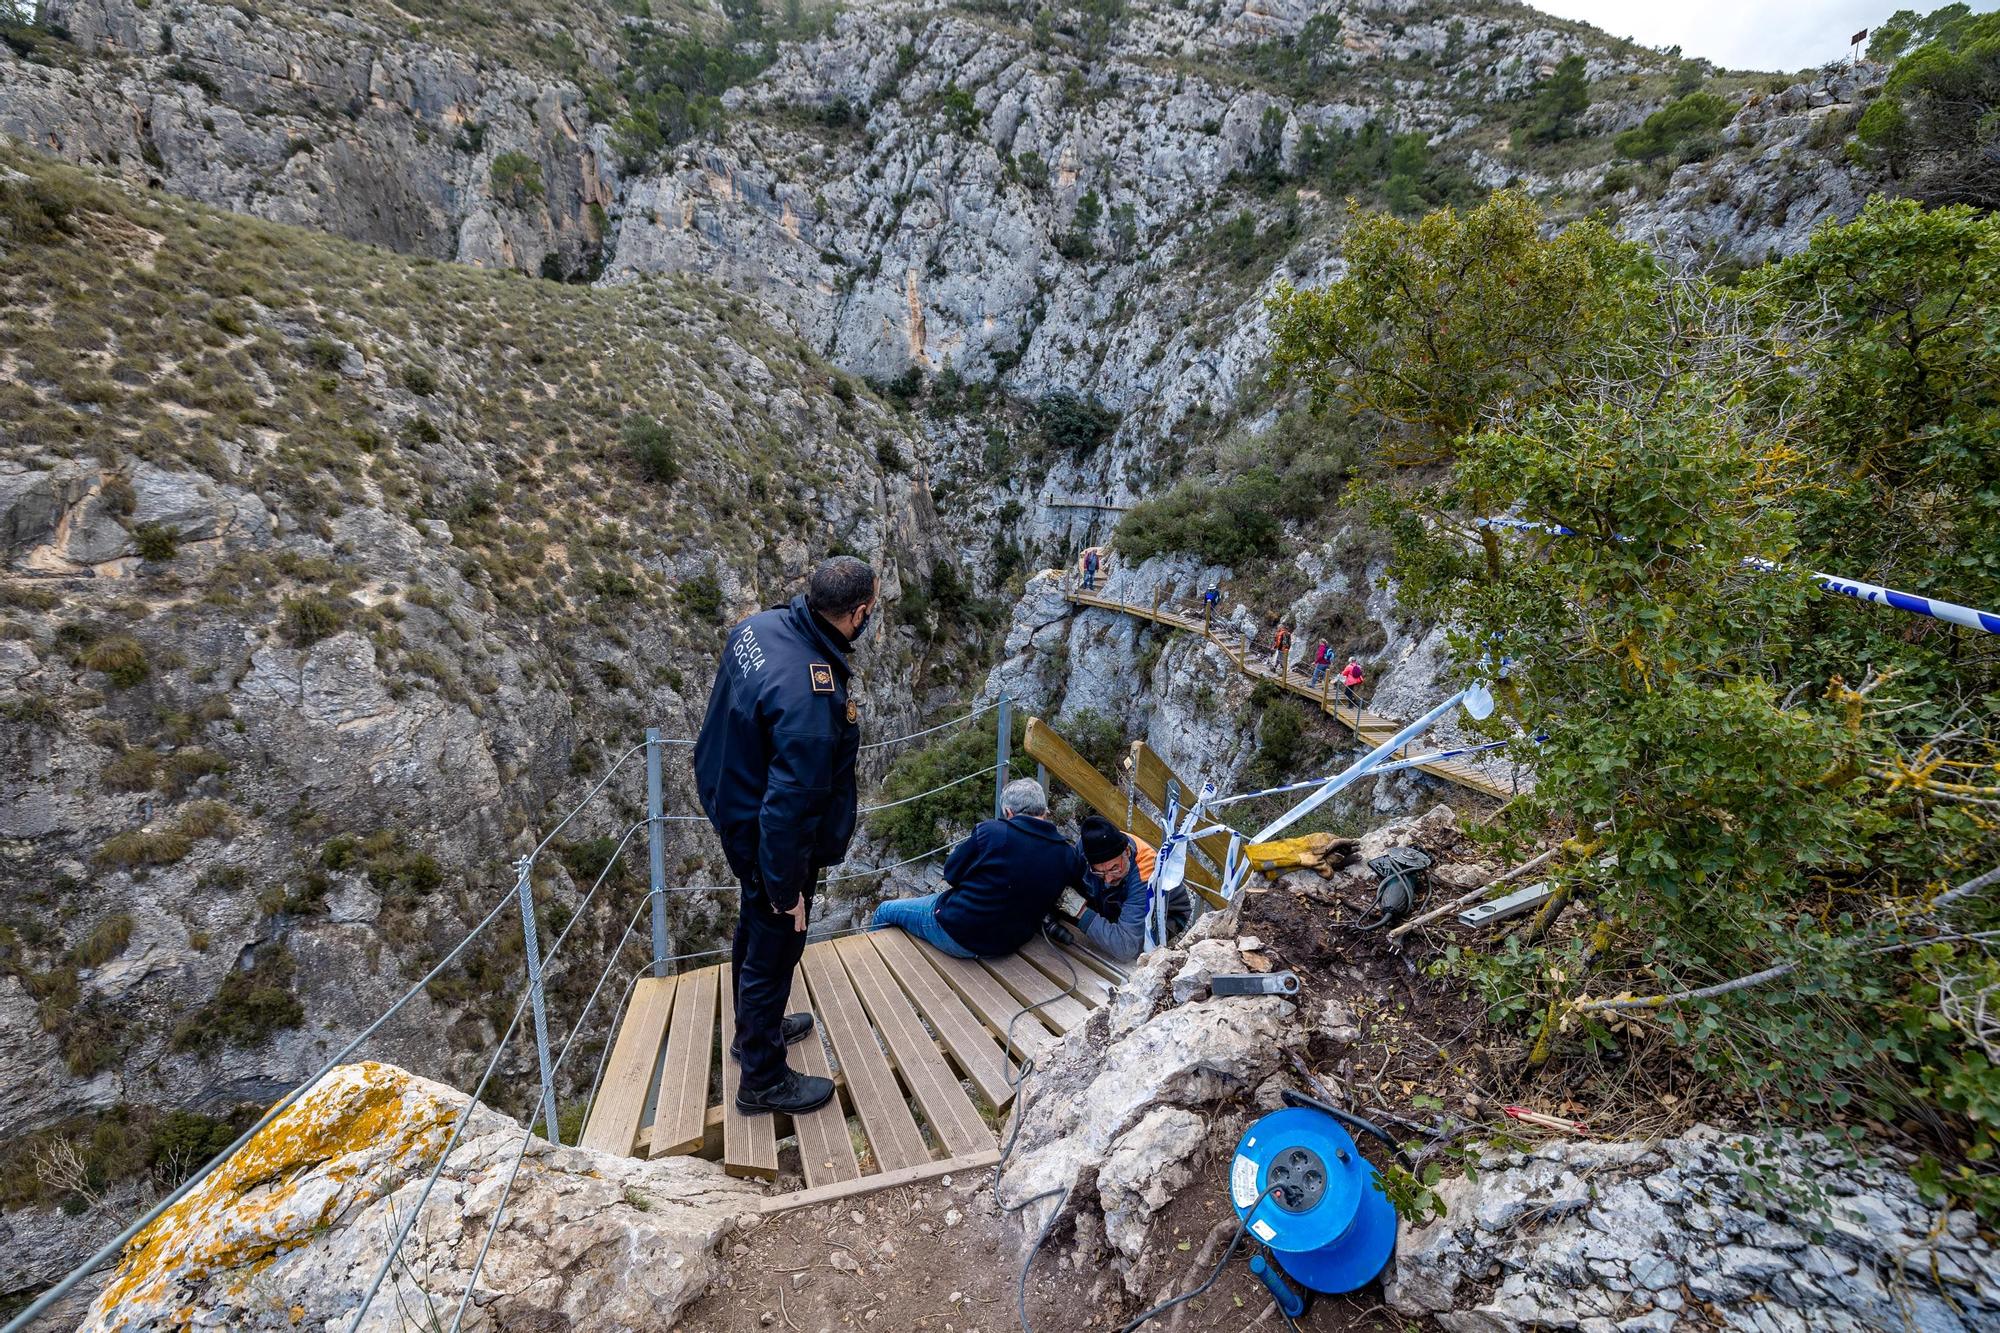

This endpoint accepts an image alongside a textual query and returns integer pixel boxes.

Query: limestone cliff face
[0,148,940,1301]
[3,0,621,277]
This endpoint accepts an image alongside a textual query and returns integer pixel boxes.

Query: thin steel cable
[447,895,651,1331]
[824,836,960,883]
[859,700,998,750]
[0,879,522,1333]
[858,766,988,813]
[350,820,644,1330]
[525,742,649,862]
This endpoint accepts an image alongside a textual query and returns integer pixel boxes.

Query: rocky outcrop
[79,1061,759,1331]
[1615,62,1887,265]
[1,0,618,276]
[1387,1126,2000,1333]
[996,925,1307,1296]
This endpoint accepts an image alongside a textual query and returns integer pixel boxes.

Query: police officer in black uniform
[695,556,876,1115]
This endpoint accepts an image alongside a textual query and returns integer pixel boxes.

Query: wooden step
[867,929,1018,1108]
[578,975,675,1156]
[834,935,992,1156]
[716,964,778,1181]
[649,964,718,1159]
[909,937,1058,1068]
[801,941,929,1172]
[786,962,863,1189]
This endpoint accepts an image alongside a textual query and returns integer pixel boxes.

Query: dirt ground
[681,834,1542,1333]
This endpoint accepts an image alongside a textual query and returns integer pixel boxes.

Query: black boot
[730,1012,814,1063]
[735,1068,836,1116]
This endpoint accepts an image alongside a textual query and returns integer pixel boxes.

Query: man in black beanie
[1070,814,1191,960]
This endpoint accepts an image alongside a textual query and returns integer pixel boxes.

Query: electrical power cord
[1112,1183,1284,1332]
[984,921,1085,1333]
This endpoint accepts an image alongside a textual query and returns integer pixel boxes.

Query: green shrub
[489,151,545,205]
[401,363,438,395]
[1614,92,1733,161]
[132,522,178,561]
[281,594,345,646]
[100,749,160,791]
[83,636,148,687]
[1034,391,1119,456]
[171,946,305,1052]
[869,712,1029,857]
[678,572,723,622]
[94,827,192,869]
[1117,467,1287,565]
[0,173,80,244]
[161,749,228,795]
[68,914,134,969]
[623,413,680,483]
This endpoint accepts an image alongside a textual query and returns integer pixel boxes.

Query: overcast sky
[1532,0,1999,73]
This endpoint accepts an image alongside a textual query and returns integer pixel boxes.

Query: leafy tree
[1269,191,1654,462]
[1613,91,1732,161]
[1324,193,2000,1218]
[1750,197,2000,711]
[1059,188,1103,259]
[1852,6,2000,207]
[1521,54,1591,144]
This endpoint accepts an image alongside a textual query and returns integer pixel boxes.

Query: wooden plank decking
[1065,586,1519,801]
[580,926,1121,1208]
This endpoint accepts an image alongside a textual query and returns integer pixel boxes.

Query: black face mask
[850,604,873,641]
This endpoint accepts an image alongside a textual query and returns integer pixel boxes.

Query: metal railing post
[646,727,668,978]
[515,855,561,1142]
[993,693,1012,819]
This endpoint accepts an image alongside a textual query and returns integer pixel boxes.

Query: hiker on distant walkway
[1067,815,1192,961]
[871,777,1082,958]
[1339,656,1365,709]
[1310,639,1333,688]
[1202,585,1220,626]
[1269,624,1293,673]
[1081,546,1102,592]
[695,555,876,1118]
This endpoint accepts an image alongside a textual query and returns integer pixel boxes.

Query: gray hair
[1000,777,1048,817]
[807,555,878,618]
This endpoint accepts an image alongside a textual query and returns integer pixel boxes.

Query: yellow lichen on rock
[84,1062,461,1330]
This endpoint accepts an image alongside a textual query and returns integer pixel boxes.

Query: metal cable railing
[6,695,1012,1333]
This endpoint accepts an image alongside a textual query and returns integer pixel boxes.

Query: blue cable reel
[1228,1105,1399,1309]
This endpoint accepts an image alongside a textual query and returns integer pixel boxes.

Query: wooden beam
[1019,934,1116,1007]
[802,941,929,1172]
[786,963,862,1188]
[717,963,779,1181]
[1022,718,1219,893]
[834,936,992,1157]
[578,976,675,1157]
[755,1148,1001,1215]
[909,938,1058,1066]
[869,928,1018,1108]
[650,965,718,1159]
[977,951,1092,1034]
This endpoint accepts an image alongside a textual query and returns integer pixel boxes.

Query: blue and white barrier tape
[1475,518,2000,636]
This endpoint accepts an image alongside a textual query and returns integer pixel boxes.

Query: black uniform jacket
[694,595,860,910]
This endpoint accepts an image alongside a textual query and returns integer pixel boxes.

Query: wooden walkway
[579,926,1123,1212]
[1065,587,1516,801]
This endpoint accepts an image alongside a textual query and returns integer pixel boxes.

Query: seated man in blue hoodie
[1068,814,1194,961]
[870,777,1084,958]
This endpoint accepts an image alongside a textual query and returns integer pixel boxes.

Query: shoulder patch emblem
[846,698,859,724]
[808,663,836,694]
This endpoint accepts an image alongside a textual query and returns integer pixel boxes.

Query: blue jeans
[872,893,977,958]
[1311,664,1328,687]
